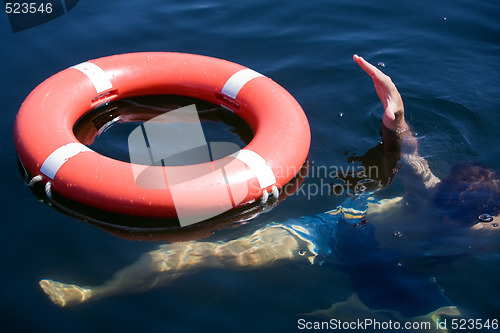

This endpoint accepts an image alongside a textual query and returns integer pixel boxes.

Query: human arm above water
[352,55,440,191]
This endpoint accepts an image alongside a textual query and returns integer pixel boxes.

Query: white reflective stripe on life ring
[221,68,264,99]
[40,143,92,179]
[231,149,276,189]
[71,62,113,94]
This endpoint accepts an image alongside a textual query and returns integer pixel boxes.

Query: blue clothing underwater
[276,193,453,318]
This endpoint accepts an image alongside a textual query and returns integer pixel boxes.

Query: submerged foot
[39,279,92,307]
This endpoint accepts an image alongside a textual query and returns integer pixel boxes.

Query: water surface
[1,0,499,332]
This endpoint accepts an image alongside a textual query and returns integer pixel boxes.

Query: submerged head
[434,162,500,226]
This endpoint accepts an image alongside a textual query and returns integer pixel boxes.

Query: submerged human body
[40,56,500,318]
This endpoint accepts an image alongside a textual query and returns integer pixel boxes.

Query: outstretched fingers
[353,54,394,86]
[353,54,380,78]
[353,54,405,132]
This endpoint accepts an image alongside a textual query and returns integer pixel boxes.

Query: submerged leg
[39,226,305,306]
[39,241,214,307]
[304,293,460,333]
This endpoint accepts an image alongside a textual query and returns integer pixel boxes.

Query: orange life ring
[14,52,310,223]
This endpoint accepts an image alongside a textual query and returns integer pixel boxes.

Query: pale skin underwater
[39,56,500,327]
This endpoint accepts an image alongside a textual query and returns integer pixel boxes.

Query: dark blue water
[2,0,500,332]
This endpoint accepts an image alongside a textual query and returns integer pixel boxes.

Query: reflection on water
[365,96,481,169]
[73,95,254,164]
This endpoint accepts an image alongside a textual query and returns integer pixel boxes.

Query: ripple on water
[364,96,481,175]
